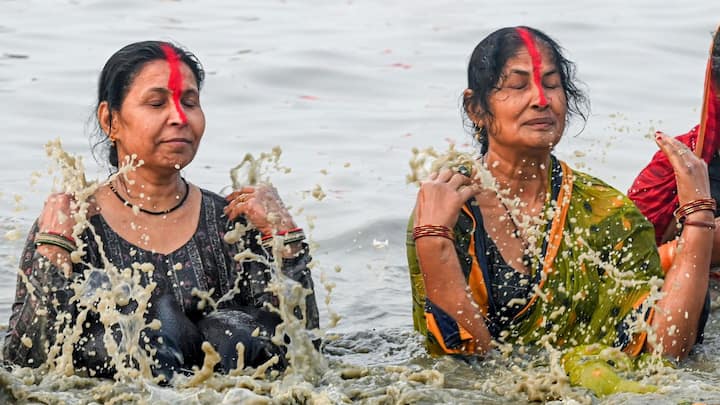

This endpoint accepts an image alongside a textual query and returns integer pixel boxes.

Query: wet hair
[462,26,589,154]
[90,41,205,169]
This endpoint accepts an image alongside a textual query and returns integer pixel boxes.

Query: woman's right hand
[655,132,711,205]
[38,193,76,238]
[414,168,480,227]
[36,193,77,276]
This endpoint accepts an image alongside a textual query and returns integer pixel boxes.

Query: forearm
[416,237,492,353]
[4,253,76,365]
[36,245,73,277]
[651,214,713,359]
[280,244,319,329]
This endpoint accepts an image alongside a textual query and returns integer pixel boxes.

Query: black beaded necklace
[109,177,189,216]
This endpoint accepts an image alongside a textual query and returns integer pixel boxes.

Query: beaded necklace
[108,177,189,215]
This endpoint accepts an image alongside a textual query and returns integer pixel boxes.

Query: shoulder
[567,166,627,201]
[199,187,227,202]
[199,188,230,210]
[197,188,231,226]
[564,164,647,221]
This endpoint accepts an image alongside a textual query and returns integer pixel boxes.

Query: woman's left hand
[225,184,297,236]
[655,132,711,205]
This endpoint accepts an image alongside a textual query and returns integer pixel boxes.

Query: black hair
[462,26,589,154]
[90,41,205,169]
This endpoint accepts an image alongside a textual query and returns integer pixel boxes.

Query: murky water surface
[1,1,720,403]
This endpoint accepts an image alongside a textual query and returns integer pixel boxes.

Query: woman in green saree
[407,26,712,369]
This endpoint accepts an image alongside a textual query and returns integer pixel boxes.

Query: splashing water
[1,139,719,404]
[406,143,689,400]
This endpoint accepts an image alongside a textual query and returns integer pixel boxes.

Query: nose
[169,97,188,125]
[530,79,549,109]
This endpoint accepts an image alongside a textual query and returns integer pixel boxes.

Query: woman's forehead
[130,59,198,90]
[503,46,558,72]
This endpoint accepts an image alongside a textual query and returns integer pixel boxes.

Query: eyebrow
[506,68,559,78]
[145,87,199,96]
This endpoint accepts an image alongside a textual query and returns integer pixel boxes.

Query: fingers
[458,183,481,202]
[237,186,256,194]
[226,187,255,202]
[436,168,454,182]
[427,168,473,188]
[39,193,77,231]
[655,132,705,176]
[225,187,253,217]
[447,171,472,189]
[655,132,711,202]
[224,185,294,233]
[655,132,695,164]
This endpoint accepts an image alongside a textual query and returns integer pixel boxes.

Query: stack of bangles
[34,231,77,253]
[261,227,306,249]
[673,198,717,230]
[412,224,455,242]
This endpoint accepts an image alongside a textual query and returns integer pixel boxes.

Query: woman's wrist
[413,224,455,242]
[261,227,306,253]
[281,241,307,259]
[682,210,716,232]
[35,231,77,252]
[674,198,716,222]
[415,233,456,250]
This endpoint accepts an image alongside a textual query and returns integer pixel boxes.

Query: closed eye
[182,97,199,108]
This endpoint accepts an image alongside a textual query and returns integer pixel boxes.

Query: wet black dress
[3,189,319,378]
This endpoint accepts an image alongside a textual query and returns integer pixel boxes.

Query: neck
[483,148,550,199]
[115,166,185,211]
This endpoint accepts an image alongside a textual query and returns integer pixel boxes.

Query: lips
[161,138,192,144]
[524,117,555,126]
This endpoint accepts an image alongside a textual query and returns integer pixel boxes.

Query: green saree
[407,156,663,356]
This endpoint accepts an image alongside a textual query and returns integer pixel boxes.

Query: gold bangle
[674,198,717,221]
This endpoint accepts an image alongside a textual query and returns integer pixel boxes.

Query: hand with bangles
[224,184,305,258]
[655,132,712,217]
[4,40,319,381]
[35,193,84,276]
[654,132,718,271]
[414,168,481,231]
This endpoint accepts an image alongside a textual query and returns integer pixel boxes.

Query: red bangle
[276,227,302,236]
[413,224,455,242]
[674,198,717,221]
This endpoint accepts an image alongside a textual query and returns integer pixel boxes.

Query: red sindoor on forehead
[516,27,548,107]
[160,44,188,124]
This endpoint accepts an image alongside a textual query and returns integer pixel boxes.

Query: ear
[463,89,485,128]
[97,101,113,136]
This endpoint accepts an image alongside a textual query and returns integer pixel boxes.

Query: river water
[1,0,720,403]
